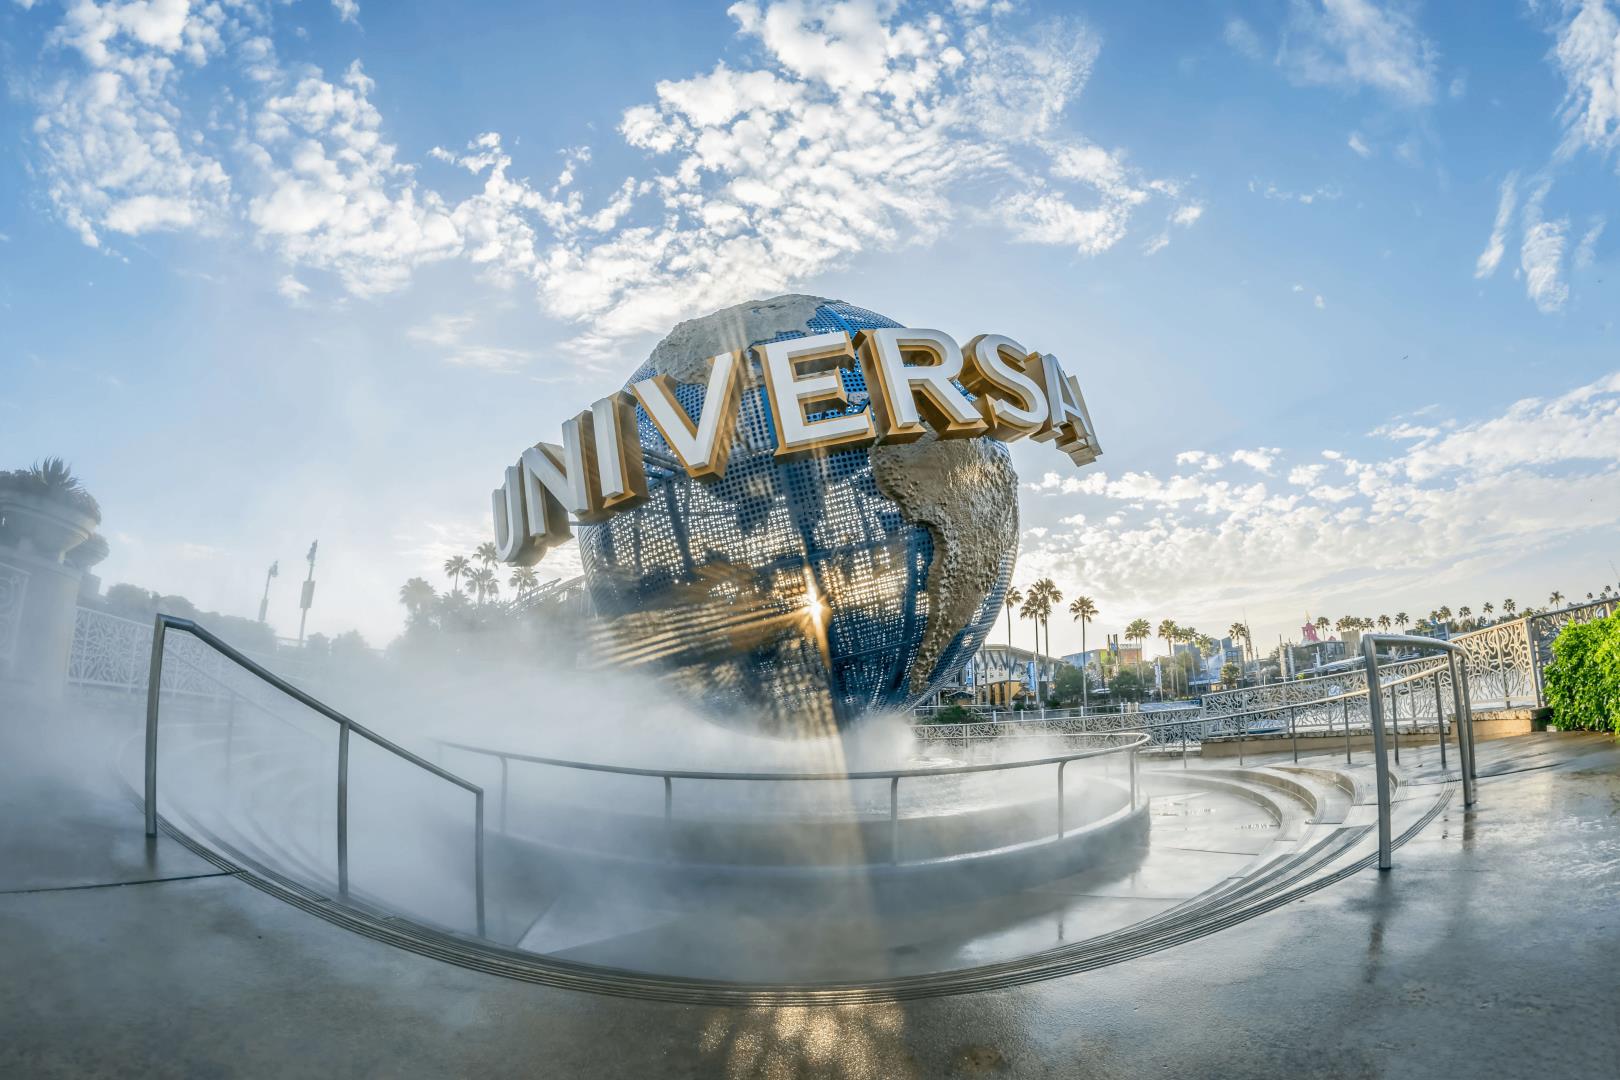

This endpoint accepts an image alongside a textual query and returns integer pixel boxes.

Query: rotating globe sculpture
[578,295,1021,735]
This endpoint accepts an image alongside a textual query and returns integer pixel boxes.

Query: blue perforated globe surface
[577,298,1018,734]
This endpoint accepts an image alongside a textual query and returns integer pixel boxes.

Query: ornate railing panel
[68,607,233,698]
[1527,598,1616,668]
[0,559,28,675]
[1451,618,1535,707]
[912,708,1204,747]
[1200,652,1442,723]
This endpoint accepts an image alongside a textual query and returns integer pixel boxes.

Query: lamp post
[257,560,279,624]
[296,541,318,646]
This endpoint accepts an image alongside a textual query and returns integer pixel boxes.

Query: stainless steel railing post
[1433,670,1448,771]
[1289,705,1298,763]
[663,775,674,859]
[1360,638,1394,871]
[143,615,168,837]
[473,791,486,938]
[1458,663,1479,784]
[1448,655,1476,806]
[1056,759,1067,837]
[1390,685,1401,764]
[1342,698,1352,764]
[889,776,901,864]
[337,720,350,898]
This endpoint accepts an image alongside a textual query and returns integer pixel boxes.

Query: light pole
[257,560,279,624]
[297,541,318,646]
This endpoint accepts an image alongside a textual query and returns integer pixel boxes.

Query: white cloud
[1223,16,1264,60]
[1017,370,1620,647]
[1575,216,1606,267]
[1314,293,1326,309]
[1347,130,1373,157]
[1231,447,1279,473]
[1370,421,1440,440]
[1474,171,1518,279]
[29,0,234,247]
[407,312,535,373]
[1250,179,1342,204]
[331,1,360,25]
[1520,181,1571,313]
[1281,0,1438,106]
[247,61,463,296]
[1176,450,1222,471]
[277,274,310,303]
[1400,372,1620,481]
[18,0,1197,354]
[1551,0,1620,161]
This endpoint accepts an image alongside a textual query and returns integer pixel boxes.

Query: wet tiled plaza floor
[2,716,1617,1079]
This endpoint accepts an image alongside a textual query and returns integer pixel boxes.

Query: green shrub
[926,703,975,725]
[1542,613,1620,734]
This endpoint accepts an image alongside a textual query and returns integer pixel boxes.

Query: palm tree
[443,554,470,595]
[1395,611,1409,631]
[1155,619,1178,698]
[1177,626,1203,696]
[1548,590,1565,608]
[1069,596,1098,710]
[476,541,499,570]
[398,577,436,617]
[1377,614,1391,632]
[509,566,539,600]
[1437,606,1452,632]
[1035,578,1061,688]
[1125,618,1151,699]
[1227,621,1247,660]
[1503,598,1517,617]
[468,565,497,605]
[1481,601,1494,623]
[1019,589,1044,698]
[1457,605,1472,630]
[1004,587,1023,656]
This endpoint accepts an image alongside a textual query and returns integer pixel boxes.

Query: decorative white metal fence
[0,560,28,675]
[919,600,1617,746]
[68,607,235,698]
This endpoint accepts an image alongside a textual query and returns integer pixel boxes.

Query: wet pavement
[2,719,1617,1078]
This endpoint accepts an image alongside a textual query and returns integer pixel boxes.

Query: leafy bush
[0,457,102,522]
[926,703,976,725]
[1542,613,1620,734]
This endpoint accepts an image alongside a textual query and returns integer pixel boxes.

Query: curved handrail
[142,614,486,935]
[438,731,1148,782]
[440,732,1150,865]
[1360,633,1478,870]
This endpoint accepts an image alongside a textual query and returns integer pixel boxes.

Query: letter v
[628,350,744,479]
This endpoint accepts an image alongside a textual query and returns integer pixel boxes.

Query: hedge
[1542,613,1620,734]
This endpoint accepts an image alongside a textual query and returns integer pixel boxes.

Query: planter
[0,490,98,564]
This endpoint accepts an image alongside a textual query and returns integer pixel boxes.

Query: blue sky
[2,0,1618,655]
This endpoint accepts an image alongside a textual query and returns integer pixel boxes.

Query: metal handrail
[143,614,486,936]
[440,732,1150,865]
[1361,633,1478,872]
